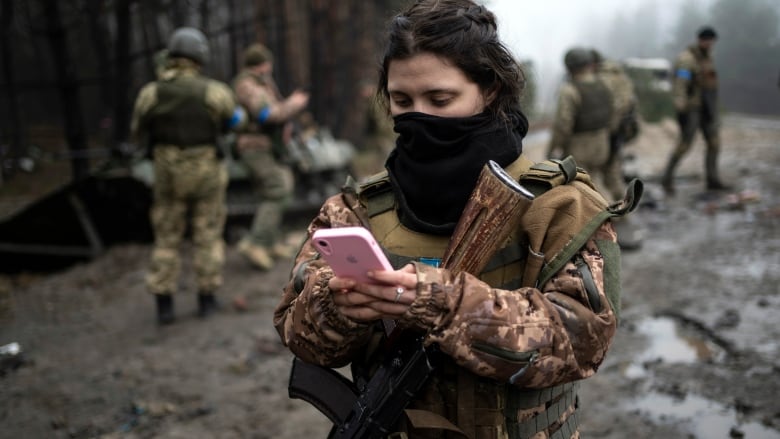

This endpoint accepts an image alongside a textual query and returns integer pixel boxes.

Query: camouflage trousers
[240,148,294,247]
[146,145,228,295]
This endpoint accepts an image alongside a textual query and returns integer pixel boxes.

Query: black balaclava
[386,109,528,235]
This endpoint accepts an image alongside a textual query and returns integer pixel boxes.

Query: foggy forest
[0,0,778,183]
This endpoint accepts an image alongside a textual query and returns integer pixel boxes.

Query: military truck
[622,57,675,122]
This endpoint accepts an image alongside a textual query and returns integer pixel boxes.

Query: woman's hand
[330,264,417,322]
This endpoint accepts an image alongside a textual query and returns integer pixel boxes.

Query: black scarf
[386,110,528,235]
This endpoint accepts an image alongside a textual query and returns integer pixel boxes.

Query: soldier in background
[592,49,644,249]
[547,48,616,198]
[131,27,245,324]
[662,26,729,195]
[232,43,310,270]
[592,49,640,178]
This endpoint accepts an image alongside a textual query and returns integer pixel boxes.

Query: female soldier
[274,1,637,437]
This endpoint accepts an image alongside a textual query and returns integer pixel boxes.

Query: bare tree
[1,0,25,171]
[42,0,89,180]
[113,0,132,152]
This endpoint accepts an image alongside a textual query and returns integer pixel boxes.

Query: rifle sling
[288,357,358,425]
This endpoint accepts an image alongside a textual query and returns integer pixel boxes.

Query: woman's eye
[431,96,453,107]
[392,98,411,108]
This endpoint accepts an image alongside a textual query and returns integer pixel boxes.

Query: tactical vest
[150,75,218,147]
[571,80,612,133]
[348,155,641,439]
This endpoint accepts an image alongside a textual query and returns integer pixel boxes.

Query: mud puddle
[630,391,780,438]
[624,316,780,438]
[625,316,725,378]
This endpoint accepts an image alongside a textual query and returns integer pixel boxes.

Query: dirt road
[1,114,779,439]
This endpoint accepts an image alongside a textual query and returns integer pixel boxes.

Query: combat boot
[271,241,298,260]
[661,156,680,196]
[706,179,732,191]
[237,240,274,270]
[156,295,175,325]
[197,292,219,318]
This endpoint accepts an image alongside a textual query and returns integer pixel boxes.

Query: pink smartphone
[311,227,393,284]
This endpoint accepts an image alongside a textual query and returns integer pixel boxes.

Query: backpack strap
[519,156,593,196]
[536,177,643,290]
[356,170,395,218]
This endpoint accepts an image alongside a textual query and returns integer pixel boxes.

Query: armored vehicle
[0,129,355,273]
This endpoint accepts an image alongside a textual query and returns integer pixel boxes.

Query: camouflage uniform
[663,42,723,191]
[548,72,618,201]
[595,58,645,249]
[131,58,239,297]
[232,69,297,266]
[274,155,627,439]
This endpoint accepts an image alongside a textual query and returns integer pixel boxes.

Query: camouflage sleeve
[673,50,696,112]
[206,81,244,132]
[273,194,376,367]
[130,82,157,143]
[397,221,618,389]
[234,75,274,119]
[548,83,579,155]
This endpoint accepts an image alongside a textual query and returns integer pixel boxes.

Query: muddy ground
[1,113,779,439]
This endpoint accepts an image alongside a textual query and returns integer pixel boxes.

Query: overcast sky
[488,0,712,113]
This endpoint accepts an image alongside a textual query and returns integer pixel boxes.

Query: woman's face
[387,52,488,118]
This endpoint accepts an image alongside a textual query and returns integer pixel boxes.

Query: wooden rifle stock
[442,160,535,275]
[288,161,535,439]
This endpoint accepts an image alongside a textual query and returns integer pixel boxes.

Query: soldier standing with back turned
[662,26,729,195]
[131,27,245,325]
[548,48,616,199]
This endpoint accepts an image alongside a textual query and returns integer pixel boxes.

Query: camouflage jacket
[273,171,619,389]
[673,44,718,113]
[597,60,638,133]
[548,73,612,170]
[232,70,295,153]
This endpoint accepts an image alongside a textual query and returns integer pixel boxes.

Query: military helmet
[564,48,594,72]
[167,27,210,65]
[590,49,604,64]
[243,43,274,67]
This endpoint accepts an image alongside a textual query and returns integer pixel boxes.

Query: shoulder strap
[535,177,643,288]
[518,156,592,196]
[356,171,395,218]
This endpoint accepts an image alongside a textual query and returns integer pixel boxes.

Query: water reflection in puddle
[624,316,721,379]
[624,317,780,437]
[630,391,780,438]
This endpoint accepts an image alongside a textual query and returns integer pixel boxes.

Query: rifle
[289,160,535,439]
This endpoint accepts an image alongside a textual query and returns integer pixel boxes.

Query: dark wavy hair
[377,0,525,122]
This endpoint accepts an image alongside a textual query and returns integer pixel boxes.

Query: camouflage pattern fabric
[146,146,228,294]
[131,62,238,295]
[597,60,637,134]
[273,159,619,438]
[668,45,721,184]
[548,73,621,202]
[240,148,294,247]
[673,45,718,114]
[232,71,295,248]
